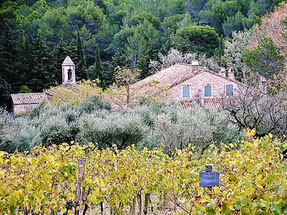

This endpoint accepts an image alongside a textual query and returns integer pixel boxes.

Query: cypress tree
[76,32,88,80]
[95,44,106,88]
[17,29,33,90]
[0,76,11,107]
[0,24,20,92]
[52,38,68,85]
[29,34,54,91]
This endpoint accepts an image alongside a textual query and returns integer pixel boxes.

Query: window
[68,69,72,81]
[182,85,190,98]
[226,84,234,96]
[204,84,212,97]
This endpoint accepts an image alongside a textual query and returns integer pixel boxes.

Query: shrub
[76,112,148,149]
[0,98,242,152]
[152,104,241,153]
[78,94,111,114]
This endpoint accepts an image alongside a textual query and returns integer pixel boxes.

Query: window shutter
[182,86,190,98]
[204,85,212,97]
[226,84,233,96]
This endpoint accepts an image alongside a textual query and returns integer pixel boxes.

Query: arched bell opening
[68,69,72,81]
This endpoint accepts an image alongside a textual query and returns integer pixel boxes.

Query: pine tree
[112,49,129,68]
[138,42,158,79]
[76,32,88,80]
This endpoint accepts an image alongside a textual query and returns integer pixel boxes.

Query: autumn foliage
[45,80,103,106]
[249,2,287,88]
[250,2,287,58]
[0,131,286,214]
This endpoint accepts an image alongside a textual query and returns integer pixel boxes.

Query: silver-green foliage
[151,104,241,152]
[224,31,251,81]
[149,49,220,74]
[0,97,242,152]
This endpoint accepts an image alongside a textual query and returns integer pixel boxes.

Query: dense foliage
[243,37,284,80]
[0,0,283,95]
[0,132,286,214]
[0,97,241,153]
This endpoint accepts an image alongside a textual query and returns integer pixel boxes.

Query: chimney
[192,60,199,73]
[228,68,235,80]
[220,67,226,77]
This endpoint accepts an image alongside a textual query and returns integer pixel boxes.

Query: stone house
[11,93,48,114]
[11,56,76,114]
[132,61,263,108]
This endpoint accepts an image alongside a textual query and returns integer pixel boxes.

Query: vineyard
[0,131,287,215]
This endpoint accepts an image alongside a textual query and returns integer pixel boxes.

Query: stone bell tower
[62,56,76,85]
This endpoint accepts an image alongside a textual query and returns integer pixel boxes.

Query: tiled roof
[133,64,243,90]
[134,64,195,88]
[11,93,47,105]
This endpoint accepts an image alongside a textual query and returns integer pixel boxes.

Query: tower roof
[62,56,75,66]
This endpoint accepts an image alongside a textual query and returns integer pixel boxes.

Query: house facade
[169,63,241,107]
[132,61,255,108]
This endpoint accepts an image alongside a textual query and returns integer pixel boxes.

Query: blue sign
[199,172,219,187]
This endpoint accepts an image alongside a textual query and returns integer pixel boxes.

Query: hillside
[0,0,283,96]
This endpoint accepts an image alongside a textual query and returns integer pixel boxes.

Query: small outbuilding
[11,93,48,114]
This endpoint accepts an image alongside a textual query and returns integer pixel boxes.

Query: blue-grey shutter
[226,84,233,96]
[204,85,212,97]
[182,86,190,98]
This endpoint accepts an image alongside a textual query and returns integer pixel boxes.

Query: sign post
[199,164,219,197]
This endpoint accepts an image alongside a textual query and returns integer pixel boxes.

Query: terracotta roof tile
[133,64,243,89]
[11,93,47,105]
[133,64,195,88]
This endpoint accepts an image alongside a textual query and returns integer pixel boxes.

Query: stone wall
[13,104,38,114]
[169,71,242,102]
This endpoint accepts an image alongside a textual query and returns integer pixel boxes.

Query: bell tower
[62,56,76,85]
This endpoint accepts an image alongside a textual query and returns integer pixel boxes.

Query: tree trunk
[129,196,137,215]
[126,85,130,107]
[83,204,89,215]
[158,192,168,211]
[89,204,95,215]
[100,202,104,215]
[163,192,168,209]
[110,206,114,215]
[143,193,150,215]
[76,158,84,215]
[137,191,142,215]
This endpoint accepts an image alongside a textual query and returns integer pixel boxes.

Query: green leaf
[206,206,216,215]
[234,201,244,210]
[222,203,231,215]
[270,203,281,215]
[277,184,285,195]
